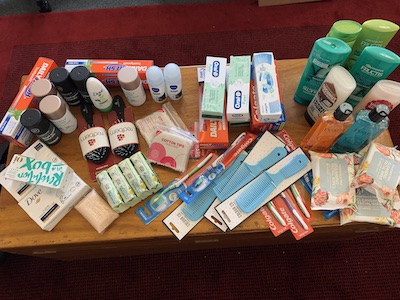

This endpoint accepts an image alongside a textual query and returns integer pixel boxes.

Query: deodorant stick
[146,66,167,103]
[164,63,183,100]
[117,66,146,106]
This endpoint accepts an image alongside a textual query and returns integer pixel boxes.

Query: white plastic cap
[146,66,164,86]
[164,63,181,83]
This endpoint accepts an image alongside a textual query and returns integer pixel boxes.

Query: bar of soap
[75,189,119,233]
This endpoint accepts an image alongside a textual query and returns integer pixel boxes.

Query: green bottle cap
[327,20,362,43]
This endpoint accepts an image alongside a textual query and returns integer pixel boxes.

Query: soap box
[0,57,58,148]
[5,154,72,189]
[201,56,227,120]
[226,55,251,124]
[252,52,283,123]
[64,59,154,89]
[0,140,91,231]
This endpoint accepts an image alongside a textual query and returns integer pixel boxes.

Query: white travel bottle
[146,66,167,103]
[164,63,183,100]
[39,95,78,134]
[86,77,113,112]
[117,66,146,106]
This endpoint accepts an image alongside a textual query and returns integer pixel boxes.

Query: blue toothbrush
[181,152,248,221]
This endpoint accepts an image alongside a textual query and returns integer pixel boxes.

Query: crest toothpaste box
[250,78,286,133]
[252,52,283,123]
[0,57,58,148]
[64,59,154,89]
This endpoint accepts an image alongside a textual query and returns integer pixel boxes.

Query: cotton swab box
[147,128,194,172]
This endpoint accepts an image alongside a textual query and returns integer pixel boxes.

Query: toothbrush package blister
[136,153,217,225]
[163,152,247,240]
[178,131,257,204]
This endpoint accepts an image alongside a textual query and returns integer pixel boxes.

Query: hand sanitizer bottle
[330,104,390,153]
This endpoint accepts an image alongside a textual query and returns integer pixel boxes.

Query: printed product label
[79,127,110,156]
[307,81,338,122]
[320,158,349,196]
[108,122,138,151]
[122,85,146,106]
[50,110,77,134]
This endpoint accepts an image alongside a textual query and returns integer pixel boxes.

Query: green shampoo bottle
[294,37,351,106]
[344,19,399,70]
[346,46,400,108]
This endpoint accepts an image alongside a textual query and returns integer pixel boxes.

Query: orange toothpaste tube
[64,59,154,89]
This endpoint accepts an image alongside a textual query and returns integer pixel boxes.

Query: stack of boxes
[197,52,286,150]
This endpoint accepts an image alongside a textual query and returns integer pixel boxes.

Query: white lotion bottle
[305,65,356,125]
[86,77,113,112]
[146,66,167,103]
[164,63,183,100]
[353,80,400,114]
[117,66,146,106]
[39,95,78,134]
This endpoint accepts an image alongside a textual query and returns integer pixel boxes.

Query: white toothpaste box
[252,52,282,123]
[226,55,251,124]
[0,140,90,231]
[201,56,227,120]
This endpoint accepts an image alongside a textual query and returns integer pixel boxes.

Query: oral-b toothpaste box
[201,56,227,120]
[252,52,282,123]
[197,68,229,149]
[64,59,154,89]
[226,55,251,124]
[0,57,58,148]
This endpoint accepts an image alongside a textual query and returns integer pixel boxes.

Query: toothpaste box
[201,56,227,120]
[249,78,286,133]
[5,154,72,190]
[226,55,251,124]
[197,68,229,149]
[0,57,58,148]
[0,140,91,231]
[252,52,283,123]
[64,59,154,89]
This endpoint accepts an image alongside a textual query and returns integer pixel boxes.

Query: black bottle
[70,66,92,103]
[49,67,81,106]
[20,108,62,146]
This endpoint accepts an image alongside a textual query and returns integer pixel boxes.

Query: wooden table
[0,59,393,260]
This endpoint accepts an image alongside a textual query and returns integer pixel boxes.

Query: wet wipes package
[5,154,72,189]
[310,152,356,211]
[351,143,400,207]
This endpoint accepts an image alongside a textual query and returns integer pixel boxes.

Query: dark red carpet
[1,0,400,299]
